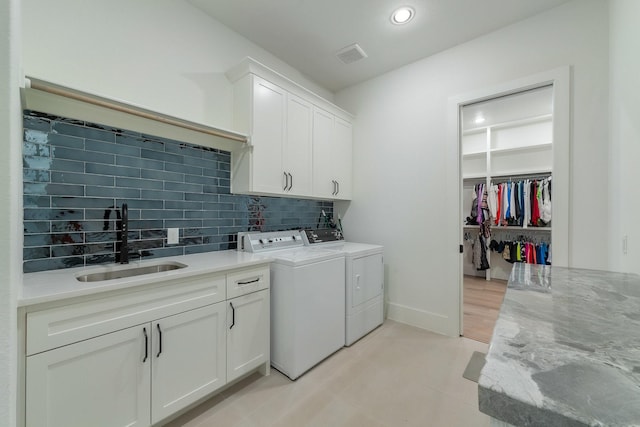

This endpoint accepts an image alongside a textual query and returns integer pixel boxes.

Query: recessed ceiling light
[391,7,415,25]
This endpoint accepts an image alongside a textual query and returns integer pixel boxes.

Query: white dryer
[238,230,345,379]
[303,229,384,346]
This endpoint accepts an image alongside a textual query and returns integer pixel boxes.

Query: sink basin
[76,262,188,282]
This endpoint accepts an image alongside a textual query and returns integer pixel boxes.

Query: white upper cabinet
[247,75,287,195]
[312,108,352,200]
[285,94,313,196]
[227,57,353,200]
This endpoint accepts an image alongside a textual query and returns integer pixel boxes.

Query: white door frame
[446,67,571,336]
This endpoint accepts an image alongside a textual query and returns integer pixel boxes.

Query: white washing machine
[237,230,345,380]
[303,229,385,346]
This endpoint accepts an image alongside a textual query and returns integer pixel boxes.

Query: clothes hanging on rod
[488,177,552,228]
[488,237,551,266]
[465,183,491,229]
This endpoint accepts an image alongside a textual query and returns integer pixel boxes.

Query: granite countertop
[478,263,640,427]
[20,250,273,307]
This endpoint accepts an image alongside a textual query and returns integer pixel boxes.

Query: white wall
[608,0,640,274]
[0,0,22,424]
[335,0,609,335]
[21,0,333,132]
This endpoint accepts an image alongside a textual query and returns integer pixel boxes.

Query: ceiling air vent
[335,43,368,64]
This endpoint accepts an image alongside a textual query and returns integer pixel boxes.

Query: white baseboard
[386,302,458,337]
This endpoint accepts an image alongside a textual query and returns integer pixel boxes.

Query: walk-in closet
[461,86,553,343]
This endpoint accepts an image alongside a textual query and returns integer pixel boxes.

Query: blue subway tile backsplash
[23,110,333,273]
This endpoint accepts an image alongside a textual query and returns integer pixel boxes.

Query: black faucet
[119,203,129,264]
[103,203,129,264]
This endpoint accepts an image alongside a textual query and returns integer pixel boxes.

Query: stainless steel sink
[76,262,188,282]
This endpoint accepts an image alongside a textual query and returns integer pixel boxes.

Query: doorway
[448,68,571,339]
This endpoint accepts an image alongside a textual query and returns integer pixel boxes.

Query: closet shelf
[462,151,486,158]
[463,173,489,180]
[490,142,552,154]
[463,114,552,135]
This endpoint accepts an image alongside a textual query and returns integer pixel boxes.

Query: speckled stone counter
[478,263,640,427]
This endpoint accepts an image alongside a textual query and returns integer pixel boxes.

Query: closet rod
[25,77,248,143]
[491,226,551,232]
[490,172,552,182]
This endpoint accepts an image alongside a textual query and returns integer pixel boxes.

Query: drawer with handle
[226,266,270,299]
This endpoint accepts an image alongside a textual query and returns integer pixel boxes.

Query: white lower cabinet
[227,289,270,382]
[26,326,150,427]
[23,265,270,427]
[25,302,227,427]
[151,303,226,424]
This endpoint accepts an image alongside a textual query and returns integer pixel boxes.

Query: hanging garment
[530,181,540,226]
[488,184,498,222]
[479,235,490,270]
[523,180,530,227]
[480,185,491,227]
[502,183,509,225]
[505,183,512,220]
[495,184,502,225]
[513,182,520,225]
[472,234,490,271]
[476,184,484,225]
[536,182,544,226]
[502,243,511,261]
[540,179,552,225]
[519,180,525,226]
[510,182,517,222]
[466,186,479,225]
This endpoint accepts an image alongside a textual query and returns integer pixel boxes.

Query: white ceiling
[189,0,572,92]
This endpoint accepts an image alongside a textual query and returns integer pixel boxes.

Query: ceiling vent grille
[335,43,368,64]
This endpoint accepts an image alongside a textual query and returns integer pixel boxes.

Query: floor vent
[335,43,368,64]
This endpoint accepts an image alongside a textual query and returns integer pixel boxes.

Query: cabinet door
[312,107,337,198]
[285,94,313,196]
[333,117,353,200]
[313,108,353,200]
[151,303,226,425]
[251,76,287,195]
[26,326,150,427]
[227,289,270,382]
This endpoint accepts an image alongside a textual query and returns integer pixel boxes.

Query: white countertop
[20,251,273,307]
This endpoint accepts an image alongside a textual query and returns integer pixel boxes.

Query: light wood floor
[164,321,490,427]
[463,275,508,344]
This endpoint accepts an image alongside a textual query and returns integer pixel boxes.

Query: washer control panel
[238,230,304,252]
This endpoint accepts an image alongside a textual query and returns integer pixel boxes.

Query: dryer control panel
[303,228,344,245]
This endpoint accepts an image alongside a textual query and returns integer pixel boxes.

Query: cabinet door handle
[229,302,235,329]
[331,180,336,195]
[238,277,260,285]
[336,181,340,195]
[156,324,162,358]
[283,172,288,191]
[142,327,148,363]
[288,173,293,191]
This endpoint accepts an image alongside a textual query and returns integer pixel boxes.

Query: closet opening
[460,85,554,343]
